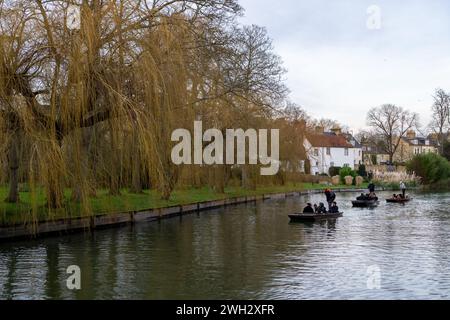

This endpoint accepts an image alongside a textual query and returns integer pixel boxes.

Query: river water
[1,191,450,300]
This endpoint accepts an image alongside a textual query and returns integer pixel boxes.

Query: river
[1,191,450,300]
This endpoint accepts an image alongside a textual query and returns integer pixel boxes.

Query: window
[314,148,319,156]
[344,163,350,168]
[345,148,349,156]
[326,147,331,155]
[330,162,335,167]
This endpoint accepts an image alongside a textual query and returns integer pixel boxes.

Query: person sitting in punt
[356,193,366,201]
[313,204,319,213]
[317,203,327,214]
[330,202,339,213]
[303,203,314,213]
[392,194,398,199]
[368,192,378,201]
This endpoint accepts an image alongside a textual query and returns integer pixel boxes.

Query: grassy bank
[0,183,368,226]
[421,179,450,192]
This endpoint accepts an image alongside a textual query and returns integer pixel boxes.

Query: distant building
[362,145,390,166]
[394,130,439,163]
[343,132,363,166]
[304,126,362,175]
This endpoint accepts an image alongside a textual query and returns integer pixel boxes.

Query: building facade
[394,130,439,163]
[304,127,362,175]
[362,146,390,166]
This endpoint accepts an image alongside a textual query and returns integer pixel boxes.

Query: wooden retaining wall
[0,188,368,242]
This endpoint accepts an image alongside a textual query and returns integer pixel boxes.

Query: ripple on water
[2,191,450,299]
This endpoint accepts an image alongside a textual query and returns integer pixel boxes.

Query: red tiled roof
[306,134,353,148]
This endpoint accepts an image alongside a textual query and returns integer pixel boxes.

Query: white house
[344,132,363,167]
[304,128,362,175]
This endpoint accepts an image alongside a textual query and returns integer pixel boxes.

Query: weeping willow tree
[1,0,309,225]
[0,0,240,210]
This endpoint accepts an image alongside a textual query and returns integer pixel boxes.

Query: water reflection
[1,191,450,299]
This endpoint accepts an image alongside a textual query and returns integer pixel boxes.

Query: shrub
[339,167,356,184]
[443,140,450,161]
[357,164,367,178]
[422,178,450,192]
[328,166,342,177]
[371,171,419,189]
[406,153,450,185]
[304,160,311,175]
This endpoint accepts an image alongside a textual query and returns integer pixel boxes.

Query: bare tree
[309,118,343,132]
[367,104,419,163]
[429,88,450,154]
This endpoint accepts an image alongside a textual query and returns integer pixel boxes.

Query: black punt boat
[352,199,379,207]
[288,212,343,222]
[386,197,412,203]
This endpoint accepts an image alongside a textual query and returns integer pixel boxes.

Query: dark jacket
[325,191,336,202]
[368,183,375,193]
[356,194,366,201]
[303,206,314,213]
[330,205,339,213]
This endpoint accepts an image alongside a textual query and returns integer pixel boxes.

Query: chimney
[407,130,416,139]
[315,126,324,134]
[331,126,342,136]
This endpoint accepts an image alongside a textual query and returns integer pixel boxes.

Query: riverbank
[0,183,368,241]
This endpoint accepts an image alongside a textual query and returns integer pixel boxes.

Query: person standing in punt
[368,181,376,195]
[324,189,336,211]
[400,181,406,199]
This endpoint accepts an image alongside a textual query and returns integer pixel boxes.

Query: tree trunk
[46,174,64,209]
[241,165,256,190]
[160,182,173,200]
[109,170,121,196]
[71,129,93,202]
[109,125,121,196]
[159,164,178,200]
[213,165,225,194]
[5,133,20,203]
[241,165,249,188]
[130,150,143,194]
[440,133,445,155]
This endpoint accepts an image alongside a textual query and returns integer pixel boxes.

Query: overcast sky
[238,0,450,132]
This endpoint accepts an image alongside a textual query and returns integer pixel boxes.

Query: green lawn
[0,183,368,226]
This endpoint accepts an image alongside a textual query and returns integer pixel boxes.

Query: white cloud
[238,0,450,131]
